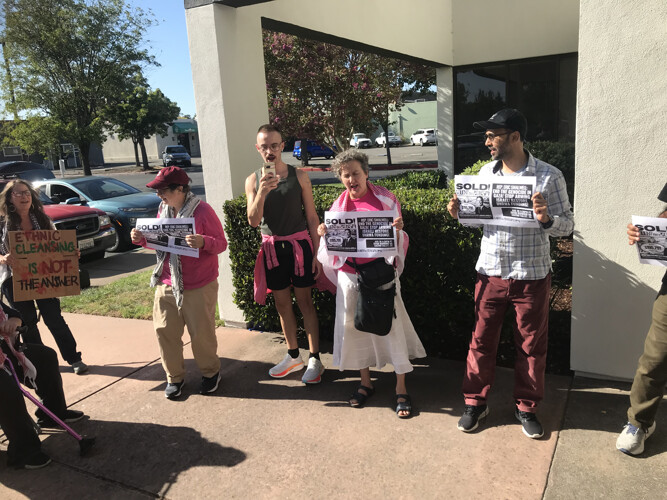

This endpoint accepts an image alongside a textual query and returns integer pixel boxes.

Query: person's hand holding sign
[131,228,144,244]
[447,193,460,220]
[185,234,205,249]
[531,192,550,224]
[392,217,404,232]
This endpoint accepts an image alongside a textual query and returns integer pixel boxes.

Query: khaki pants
[628,292,667,428]
[153,281,220,383]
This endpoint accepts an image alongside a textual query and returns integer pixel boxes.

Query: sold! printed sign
[9,230,81,301]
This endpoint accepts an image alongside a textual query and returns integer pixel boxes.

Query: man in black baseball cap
[447,108,574,440]
[473,108,528,141]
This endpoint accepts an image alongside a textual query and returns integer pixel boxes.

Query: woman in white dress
[317,150,425,418]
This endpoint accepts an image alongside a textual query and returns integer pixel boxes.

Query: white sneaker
[616,421,657,455]
[269,353,304,378]
[301,357,324,384]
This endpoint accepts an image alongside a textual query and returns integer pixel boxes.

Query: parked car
[349,133,373,149]
[410,128,437,146]
[162,145,191,167]
[375,132,402,147]
[292,140,337,161]
[33,176,161,252]
[0,161,55,182]
[0,178,115,259]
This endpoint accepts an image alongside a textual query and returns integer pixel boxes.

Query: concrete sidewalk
[0,313,665,499]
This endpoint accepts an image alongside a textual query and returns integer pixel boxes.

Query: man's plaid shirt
[474,152,574,280]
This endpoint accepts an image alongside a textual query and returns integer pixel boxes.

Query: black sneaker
[165,381,184,400]
[199,372,221,395]
[457,404,489,432]
[37,410,85,428]
[23,452,52,470]
[515,408,544,439]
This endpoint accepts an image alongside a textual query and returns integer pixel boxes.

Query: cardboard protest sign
[9,229,81,301]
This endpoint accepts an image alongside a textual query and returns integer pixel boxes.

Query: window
[453,53,577,172]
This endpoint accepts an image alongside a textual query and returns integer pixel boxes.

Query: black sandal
[349,385,375,407]
[395,394,412,418]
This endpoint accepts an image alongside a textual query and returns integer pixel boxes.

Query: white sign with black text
[632,215,667,267]
[455,175,539,228]
[323,210,398,258]
[135,217,199,258]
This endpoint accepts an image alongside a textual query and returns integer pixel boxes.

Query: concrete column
[186,4,270,327]
[570,0,667,379]
[436,66,453,180]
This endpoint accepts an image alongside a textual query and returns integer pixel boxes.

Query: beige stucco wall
[571,0,667,379]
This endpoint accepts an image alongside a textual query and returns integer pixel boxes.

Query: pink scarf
[318,181,409,288]
[253,229,335,305]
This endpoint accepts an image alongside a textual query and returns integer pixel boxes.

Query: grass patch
[61,269,224,326]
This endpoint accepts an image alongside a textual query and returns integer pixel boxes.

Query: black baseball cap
[473,108,527,139]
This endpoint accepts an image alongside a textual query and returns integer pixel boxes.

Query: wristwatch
[540,216,554,229]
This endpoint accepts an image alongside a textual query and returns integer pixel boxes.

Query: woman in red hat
[131,166,227,400]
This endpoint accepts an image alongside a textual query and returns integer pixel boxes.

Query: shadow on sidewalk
[0,419,246,497]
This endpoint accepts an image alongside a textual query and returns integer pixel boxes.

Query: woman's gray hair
[330,149,369,178]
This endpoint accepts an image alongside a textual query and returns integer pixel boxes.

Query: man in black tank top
[245,124,325,385]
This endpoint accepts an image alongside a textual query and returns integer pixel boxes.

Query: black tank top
[255,164,307,236]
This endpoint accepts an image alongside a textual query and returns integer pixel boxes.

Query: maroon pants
[462,273,550,412]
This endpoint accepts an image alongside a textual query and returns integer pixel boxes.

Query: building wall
[571,0,667,379]
[102,120,200,163]
[389,101,437,142]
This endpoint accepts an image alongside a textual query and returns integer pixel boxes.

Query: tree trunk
[80,141,92,176]
[300,137,309,167]
[385,139,392,166]
[132,139,140,167]
[139,139,150,170]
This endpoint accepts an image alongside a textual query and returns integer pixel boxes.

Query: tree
[105,75,180,170]
[263,30,435,164]
[0,0,156,175]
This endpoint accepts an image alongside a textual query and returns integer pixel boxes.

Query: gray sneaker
[515,408,544,439]
[457,404,489,432]
[616,421,656,455]
[165,381,184,400]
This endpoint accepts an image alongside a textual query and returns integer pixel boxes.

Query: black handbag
[353,259,396,336]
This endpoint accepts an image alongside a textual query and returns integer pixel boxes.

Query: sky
[131,0,197,118]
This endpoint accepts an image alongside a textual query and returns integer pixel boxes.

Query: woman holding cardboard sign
[0,180,87,375]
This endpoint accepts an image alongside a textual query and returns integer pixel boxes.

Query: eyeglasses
[484,131,513,141]
[11,190,31,198]
[156,188,172,195]
[258,143,283,152]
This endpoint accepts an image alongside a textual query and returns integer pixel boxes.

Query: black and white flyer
[631,216,667,267]
[454,175,539,228]
[135,217,199,258]
[323,210,397,258]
